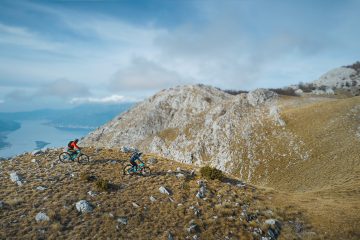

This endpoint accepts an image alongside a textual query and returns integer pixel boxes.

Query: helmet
[74,139,79,143]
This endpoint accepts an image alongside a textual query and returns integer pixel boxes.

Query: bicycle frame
[68,149,81,160]
[131,161,145,173]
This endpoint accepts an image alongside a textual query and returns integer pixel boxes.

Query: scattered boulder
[159,186,172,195]
[187,220,200,234]
[36,186,47,191]
[196,185,206,199]
[192,235,199,240]
[75,200,93,213]
[35,212,50,222]
[9,172,23,186]
[32,150,44,156]
[295,89,304,95]
[132,202,140,208]
[117,217,128,225]
[190,206,201,217]
[121,146,138,153]
[147,158,158,165]
[167,232,174,240]
[265,219,282,239]
[87,191,97,197]
[149,196,157,202]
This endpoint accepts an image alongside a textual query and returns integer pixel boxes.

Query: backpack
[68,141,74,148]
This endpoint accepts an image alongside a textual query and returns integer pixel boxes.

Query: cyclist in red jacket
[68,139,81,157]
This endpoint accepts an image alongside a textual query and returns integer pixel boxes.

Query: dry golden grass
[0,148,308,240]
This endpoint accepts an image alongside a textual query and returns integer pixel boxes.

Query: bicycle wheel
[59,152,72,163]
[141,167,151,176]
[77,154,89,164]
[123,164,134,175]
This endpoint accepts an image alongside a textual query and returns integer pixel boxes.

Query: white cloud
[109,57,189,91]
[70,95,140,104]
[0,22,64,52]
[37,79,91,98]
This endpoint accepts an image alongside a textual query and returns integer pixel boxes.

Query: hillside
[0,148,317,240]
[82,85,360,191]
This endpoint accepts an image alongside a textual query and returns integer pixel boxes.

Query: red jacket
[69,141,80,150]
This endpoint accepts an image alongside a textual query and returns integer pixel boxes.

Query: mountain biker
[67,139,81,157]
[130,151,143,171]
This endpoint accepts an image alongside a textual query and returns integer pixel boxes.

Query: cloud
[109,57,189,91]
[70,94,139,104]
[5,89,33,102]
[36,79,91,98]
[0,22,64,52]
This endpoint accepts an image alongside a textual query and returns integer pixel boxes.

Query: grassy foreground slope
[1,148,314,240]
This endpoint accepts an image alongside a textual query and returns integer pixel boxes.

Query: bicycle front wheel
[78,154,90,164]
[123,164,134,175]
[59,152,72,163]
[141,167,151,176]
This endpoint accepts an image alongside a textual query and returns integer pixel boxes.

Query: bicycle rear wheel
[78,154,89,164]
[141,167,151,176]
[59,152,72,163]
[123,164,134,175]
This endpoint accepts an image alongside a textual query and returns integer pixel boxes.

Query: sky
[0,0,359,112]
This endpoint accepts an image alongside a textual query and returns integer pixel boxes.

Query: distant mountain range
[0,103,134,130]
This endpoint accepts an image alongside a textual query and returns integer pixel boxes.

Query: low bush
[298,82,315,93]
[80,172,96,182]
[223,89,249,95]
[95,179,111,192]
[200,166,224,181]
[269,88,297,96]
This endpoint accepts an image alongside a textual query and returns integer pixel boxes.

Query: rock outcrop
[82,84,309,185]
[313,62,360,96]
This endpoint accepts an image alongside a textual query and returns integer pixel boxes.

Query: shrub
[80,172,96,182]
[298,82,315,93]
[318,85,327,91]
[344,61,360,72]
[200,166,224,181]
[95,179,111,192]
[269,88,297,96]
[223,89,249,95]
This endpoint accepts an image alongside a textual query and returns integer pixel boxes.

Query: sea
[0,120,91,158]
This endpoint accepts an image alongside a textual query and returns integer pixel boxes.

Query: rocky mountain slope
[82,85,360,192]
[82,86,305,186]
[0,148,316,240]
[313,62,360,95]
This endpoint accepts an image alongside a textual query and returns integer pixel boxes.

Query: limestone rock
[159,186,171,195]
[247,89,278,107]
[36,186,47,191]
[117,217,128,225]
[75,200,93,213]
[35,212,50,222]
[9,172,23,186]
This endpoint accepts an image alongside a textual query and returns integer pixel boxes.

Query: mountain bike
[123,161,151,176]
[59,149,89,164]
